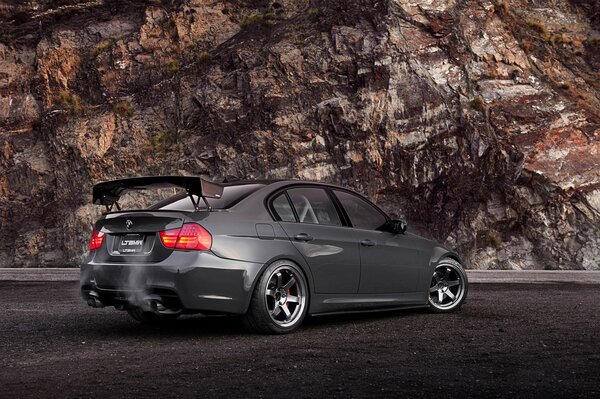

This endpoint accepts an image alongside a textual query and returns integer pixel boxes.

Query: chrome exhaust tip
[143,295,181,315]
[150,300,166,312]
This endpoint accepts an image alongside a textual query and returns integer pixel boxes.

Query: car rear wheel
[428,258,468,313]
[127,308,180,324]
[243,260,308,334]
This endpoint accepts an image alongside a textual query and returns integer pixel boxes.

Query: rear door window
[287,187,341,226]
[271,193,296,222]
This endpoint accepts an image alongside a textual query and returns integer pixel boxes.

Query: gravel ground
[1,281,599,398]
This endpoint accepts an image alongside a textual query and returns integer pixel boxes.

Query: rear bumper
[80,251,263,314]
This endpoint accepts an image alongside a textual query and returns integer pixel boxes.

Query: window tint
[334,190,387,230]
[154,184,265,211]
[287,188,341,226]
[272,194,296,222]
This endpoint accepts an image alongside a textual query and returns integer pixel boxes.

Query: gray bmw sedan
[81,176,468,334]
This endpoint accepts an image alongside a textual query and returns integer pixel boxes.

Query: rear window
[152,184,265,211]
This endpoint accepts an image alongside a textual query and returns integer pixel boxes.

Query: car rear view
[80,176,265,323]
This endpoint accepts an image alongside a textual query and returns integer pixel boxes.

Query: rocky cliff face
[0,0,599,269]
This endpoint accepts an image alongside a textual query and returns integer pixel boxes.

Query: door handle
[360,239,376,247]
[294,233,314,242]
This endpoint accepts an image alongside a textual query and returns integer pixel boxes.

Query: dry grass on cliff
[471,96,487,112]
[92,40,112,56]
[307,8,320,18]
[112,100,133,117]
[163,58,181,74]
[496,1,509,14]
[485,231,503,249]
[520,39,533,53]
[56,90,91,115]
[0,34,14,45]
[550,33,572,47]
[144,131,178,155]
[194,51,212,64]
[525,18,549,39]
[240,12,278,28]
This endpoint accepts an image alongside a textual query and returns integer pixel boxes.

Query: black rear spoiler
[92,176,223,212]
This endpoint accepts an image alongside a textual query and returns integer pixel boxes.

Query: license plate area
[118,234,145,254]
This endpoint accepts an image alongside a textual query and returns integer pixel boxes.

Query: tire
[127,308,180,324]
[243,260,309,334]
[428,258,468,313]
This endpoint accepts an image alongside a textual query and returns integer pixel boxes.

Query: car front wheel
[244,260,309,334]
[428,258,468,313]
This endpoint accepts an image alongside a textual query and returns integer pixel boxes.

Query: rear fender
[242,253,315,314]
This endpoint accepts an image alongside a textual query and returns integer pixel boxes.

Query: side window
[271,193,296,222]
[334,190,387,230]
[287,188,341,226]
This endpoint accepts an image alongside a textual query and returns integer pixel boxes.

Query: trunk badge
[126,220,133,230]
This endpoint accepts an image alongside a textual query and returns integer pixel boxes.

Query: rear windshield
[151,184,265,211]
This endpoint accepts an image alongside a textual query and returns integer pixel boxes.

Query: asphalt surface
[3,268,600,284]
[1,281,599,398]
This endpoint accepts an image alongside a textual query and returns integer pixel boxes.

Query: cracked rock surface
[0,0,599,269]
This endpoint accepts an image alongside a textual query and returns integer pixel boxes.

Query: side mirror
[387,219,407,234]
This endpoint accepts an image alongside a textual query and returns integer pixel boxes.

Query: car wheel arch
[429,247,464,268]
[242,255,314,314]
[444,253,464,267]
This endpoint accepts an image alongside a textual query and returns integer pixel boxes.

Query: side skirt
[309,291,428,315]
[309,304,429,317]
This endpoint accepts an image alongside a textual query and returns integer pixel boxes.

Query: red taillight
[159,223,212,251]
[159,228,180,248]
[89,227,105,251]
[176,223,212,250]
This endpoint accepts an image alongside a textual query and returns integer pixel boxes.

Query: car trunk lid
[93,212,186,263]
[98,214,184,234]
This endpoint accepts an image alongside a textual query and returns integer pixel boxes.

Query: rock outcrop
[0,0,599,269]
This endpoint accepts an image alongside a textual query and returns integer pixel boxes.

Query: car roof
[221,179,348,191]
[220,179,281,187]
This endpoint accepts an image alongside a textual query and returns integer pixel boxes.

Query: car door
[332,190,422,294]
[270,187,361,294]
